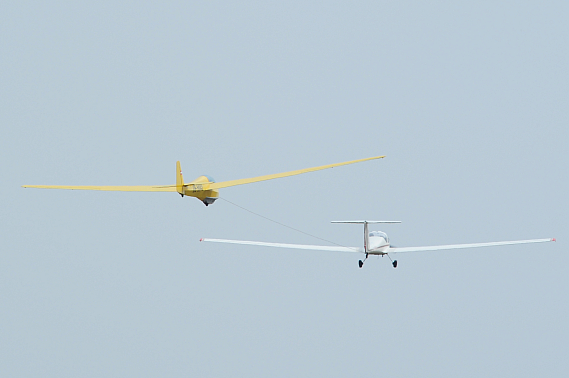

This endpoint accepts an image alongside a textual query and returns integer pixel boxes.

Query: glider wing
[22,185,176,192]
[207,155,385,190]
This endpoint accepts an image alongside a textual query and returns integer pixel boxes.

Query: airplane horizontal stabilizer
[331,221,402,224]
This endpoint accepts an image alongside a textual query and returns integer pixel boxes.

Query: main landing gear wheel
[392,260,398,268]
[359,253,369,268]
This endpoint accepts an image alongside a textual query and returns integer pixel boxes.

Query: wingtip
[552,238,556,242]
[200,238,203,242]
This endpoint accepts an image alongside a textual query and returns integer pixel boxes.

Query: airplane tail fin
[176,161,184,196]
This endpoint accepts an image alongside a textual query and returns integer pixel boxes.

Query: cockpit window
[369,231,389,243]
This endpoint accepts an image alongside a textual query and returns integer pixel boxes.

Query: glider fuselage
[181,175,219,205]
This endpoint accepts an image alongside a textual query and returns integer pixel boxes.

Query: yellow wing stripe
[206,155,385,190]
[22,185,177,192]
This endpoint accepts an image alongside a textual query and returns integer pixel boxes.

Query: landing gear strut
[387,254,397,268]
[358,254,368,268]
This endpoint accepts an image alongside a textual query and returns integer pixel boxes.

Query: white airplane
[200,221,556,268]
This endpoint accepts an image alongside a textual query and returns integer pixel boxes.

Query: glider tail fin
[176,161,184,196]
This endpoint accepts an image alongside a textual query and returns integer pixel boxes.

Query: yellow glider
[22,156,384,206]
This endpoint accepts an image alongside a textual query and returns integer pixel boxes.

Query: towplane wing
[201,237,553,254]
[387,238,554,253]
[200,238,362,253]
[201,220,555,268]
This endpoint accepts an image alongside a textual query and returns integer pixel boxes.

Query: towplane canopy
[22,156,384,206]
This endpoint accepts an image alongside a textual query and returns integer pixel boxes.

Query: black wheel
[359,260,364,268]
[392,260,398,268]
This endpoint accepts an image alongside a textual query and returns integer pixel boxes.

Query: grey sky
[1,1,568,377]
